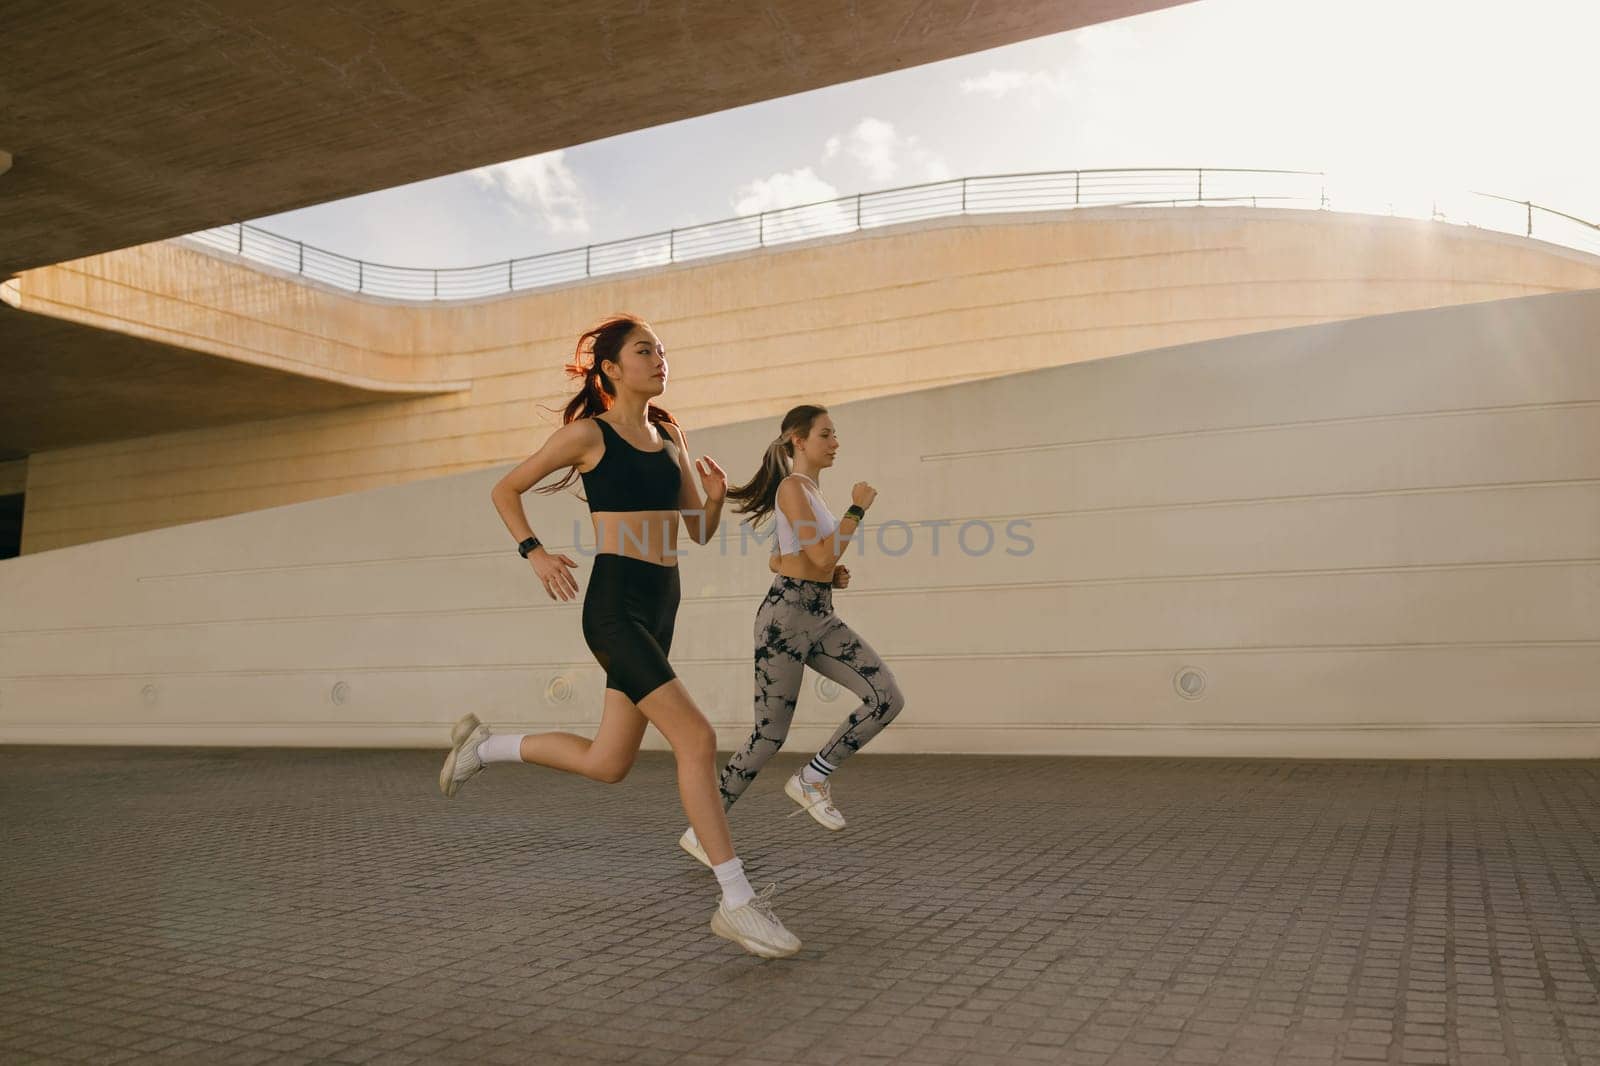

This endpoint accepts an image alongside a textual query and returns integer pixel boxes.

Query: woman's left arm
[665,422,727,546]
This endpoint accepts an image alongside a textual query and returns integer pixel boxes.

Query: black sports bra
[580,417,682,513]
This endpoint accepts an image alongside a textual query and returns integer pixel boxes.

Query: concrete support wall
[3,289,1596,758]
[15,208,1600,553]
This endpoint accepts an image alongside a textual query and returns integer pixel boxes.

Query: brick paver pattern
[3,748,1599,1065]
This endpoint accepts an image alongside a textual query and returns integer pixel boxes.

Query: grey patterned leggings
[718,575,906,809]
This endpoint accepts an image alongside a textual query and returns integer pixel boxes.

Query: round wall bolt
[816,677,841,702]
[331,681,350,705]
[140,683,159,706]
[1173,667,1208,701]
[546,675,574,704]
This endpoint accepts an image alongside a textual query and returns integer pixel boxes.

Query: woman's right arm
[489,420,596,601]
[776,477,874,572]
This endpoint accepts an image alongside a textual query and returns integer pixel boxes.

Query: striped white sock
[800,754,835,786]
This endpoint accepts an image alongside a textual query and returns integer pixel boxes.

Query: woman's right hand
[529,549,581,601]
[851,481,877,511]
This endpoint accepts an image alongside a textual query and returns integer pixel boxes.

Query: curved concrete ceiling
[0,302,427,462]
[0,1,1193,276]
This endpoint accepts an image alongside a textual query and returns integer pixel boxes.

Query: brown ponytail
[727,404,829,528]
[537,313,678,496]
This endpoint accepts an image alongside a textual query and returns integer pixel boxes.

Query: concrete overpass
[0,1,1192,276]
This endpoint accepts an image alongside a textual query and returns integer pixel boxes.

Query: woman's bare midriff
[773,551,836,584]
[591,511,682,566]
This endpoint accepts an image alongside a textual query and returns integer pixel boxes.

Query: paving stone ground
[3,747,1599,1065]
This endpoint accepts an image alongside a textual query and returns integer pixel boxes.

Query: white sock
[801,754,835,786]
[477,733,526,764]
[712,856,755,909]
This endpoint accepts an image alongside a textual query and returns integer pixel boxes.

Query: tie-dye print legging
[718,574,906,809]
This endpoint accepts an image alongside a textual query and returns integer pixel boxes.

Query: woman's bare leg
[635,678,734,865]
[515,689,647,783]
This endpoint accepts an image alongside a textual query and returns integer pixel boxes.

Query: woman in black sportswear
[437,313,800,959]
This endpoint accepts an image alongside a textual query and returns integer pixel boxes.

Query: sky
[254,0,1600,269]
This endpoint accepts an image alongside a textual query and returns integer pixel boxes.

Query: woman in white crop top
[674,404,908,861]
[772,472,839,555]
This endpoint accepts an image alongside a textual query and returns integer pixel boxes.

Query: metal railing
[177,167,1600,302]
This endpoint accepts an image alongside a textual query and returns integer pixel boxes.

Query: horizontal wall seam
[923,398,1600,460]
[7,639,1600,680]
[21,392,1600,515]
[34,473,1591,554]
[3,557,1597,637]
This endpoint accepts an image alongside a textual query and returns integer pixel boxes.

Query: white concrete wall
[19,207,1600,553]
[2,288,1597,757]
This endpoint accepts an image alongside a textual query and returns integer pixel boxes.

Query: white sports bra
[773,474,838,555]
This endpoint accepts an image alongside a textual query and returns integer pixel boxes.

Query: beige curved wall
[1,289,1595,757]
[15,207,1600,553]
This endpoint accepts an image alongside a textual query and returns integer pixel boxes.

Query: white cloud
[733,167,840,215]
[842,118,949,184]
[725,121,951,248]
[959,68,1072,101]
[470,150,591,234]
[731,167,854,245]
[960,70,1028,98]
[847,118,899,181]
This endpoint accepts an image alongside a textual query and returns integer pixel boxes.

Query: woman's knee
[669,713,718,765]
[590,752,637,784]
[638,680,718,762]
[877,678,907,721]
[750,721,790,753]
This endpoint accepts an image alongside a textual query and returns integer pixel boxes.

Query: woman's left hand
[696,456,728,502]
[832,565,851,589]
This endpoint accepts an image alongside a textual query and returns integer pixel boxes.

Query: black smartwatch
[517,536,542,558]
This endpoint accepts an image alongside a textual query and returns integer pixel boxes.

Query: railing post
[297,242,304,275]
[508,260,514,291]
[585,246,591,277]
[1527,201,1534,237]
[236,225,244,255]
[961,179,967,214]
[357,261,364,293]
[433,271,438,299]
[1074,171,1080,206]
[669,229,676,262]
[855,195,862,229]
[759,212,766,246]
[1197,168,1204,203]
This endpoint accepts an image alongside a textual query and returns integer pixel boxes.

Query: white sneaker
[439,715,490,799]
[710,885,802,959]
[450,712,482,747]
[679,827,711,868]
[785,771,846,831]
